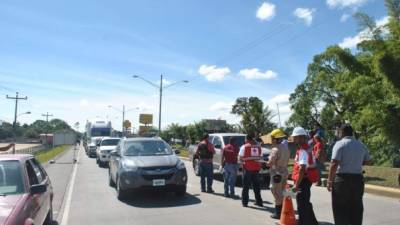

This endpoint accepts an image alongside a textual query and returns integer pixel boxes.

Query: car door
[30,158,52,223]
[25,160,42,224]
[211,136,223,169]
[28,159,49,225]
[110,142,122,181]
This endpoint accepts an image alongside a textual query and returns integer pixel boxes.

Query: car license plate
[152,179,165,186]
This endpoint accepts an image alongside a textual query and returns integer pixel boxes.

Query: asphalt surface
[48,146,400,225]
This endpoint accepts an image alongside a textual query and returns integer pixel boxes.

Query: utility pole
[133,74,188,136]
[122,105,125,136]
[158,75,163,135]
[276,103,281,128]
[6,92,28,154]
[42,112,53,146]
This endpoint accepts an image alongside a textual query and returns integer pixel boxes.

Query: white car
[96,137,121,167]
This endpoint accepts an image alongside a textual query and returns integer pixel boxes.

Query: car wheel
[108,169,115,187]
[193,159,200,176]
[43,204,53,225]
[116,177,127,200]
[175,185,186,197]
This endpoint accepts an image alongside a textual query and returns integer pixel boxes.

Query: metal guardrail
[0,145,47,155]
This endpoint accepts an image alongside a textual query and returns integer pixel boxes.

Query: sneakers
[270,205,282,219]
[206,189,215,193]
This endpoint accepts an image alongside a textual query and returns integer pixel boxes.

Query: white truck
[188,133,271,186]
[84,118,112,157]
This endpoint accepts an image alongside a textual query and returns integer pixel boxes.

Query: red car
[0,154,53,225]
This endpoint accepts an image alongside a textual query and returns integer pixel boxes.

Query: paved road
[53,146,399,225]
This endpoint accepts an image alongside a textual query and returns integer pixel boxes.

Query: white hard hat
[291,127,308,137]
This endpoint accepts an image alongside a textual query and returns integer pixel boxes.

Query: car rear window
[0,160,25,195]
[101,139,120,146]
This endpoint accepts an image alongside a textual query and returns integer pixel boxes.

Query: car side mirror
[97,143,101,147]
[30,184,47,195]
[174,149,180,155]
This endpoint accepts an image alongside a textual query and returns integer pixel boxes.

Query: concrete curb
[364,184,400,198]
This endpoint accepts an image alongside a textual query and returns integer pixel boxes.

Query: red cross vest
[242,142,261,171]
[292,144,319,183]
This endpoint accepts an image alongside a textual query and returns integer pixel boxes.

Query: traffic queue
[195,123,370,225]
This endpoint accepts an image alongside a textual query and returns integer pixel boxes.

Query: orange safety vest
[292,144,319,183]
[243,142,261,171]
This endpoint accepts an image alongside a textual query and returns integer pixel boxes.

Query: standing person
[291,127,319,225]
[239,134,263,207]
[313,133,327,186]
[268,129,290,219]
[196,133,216,193]
[327,124,370,225]
[221,137,239,198]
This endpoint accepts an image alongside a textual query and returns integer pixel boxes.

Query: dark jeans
[199,161,213,191]
[242,170,262,205]
[296,179,318,225]
[332,174,364,225]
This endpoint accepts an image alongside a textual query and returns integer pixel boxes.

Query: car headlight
[121,160,138,171]
[176,160,186,170]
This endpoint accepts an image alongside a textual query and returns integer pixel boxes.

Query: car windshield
[101,139,120,146]
[124,140,173,156]
[91,128,111,137]
[0,160,25,196]
[223,136,245,148]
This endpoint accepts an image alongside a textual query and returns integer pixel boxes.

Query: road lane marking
[60,147,81,225]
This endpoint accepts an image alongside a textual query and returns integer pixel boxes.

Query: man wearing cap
[291,127,319,225]
[327,124,370,225]
[268,129,290,219]
[238,134,263,207]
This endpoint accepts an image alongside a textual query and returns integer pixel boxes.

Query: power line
[216,23,293,65]
[246,17,331,65]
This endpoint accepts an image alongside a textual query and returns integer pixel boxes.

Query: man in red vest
[196,133,216,193]
[292,127,319,225]
[238,134,263,207]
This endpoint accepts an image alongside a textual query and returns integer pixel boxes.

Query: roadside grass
[171,144,190,158]
[283,159,399,189]
[34,145,70,164]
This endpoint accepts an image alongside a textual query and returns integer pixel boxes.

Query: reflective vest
[292,144,319,183]
[242,142,261,171]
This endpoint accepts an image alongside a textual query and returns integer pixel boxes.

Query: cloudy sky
[0,0,387,131]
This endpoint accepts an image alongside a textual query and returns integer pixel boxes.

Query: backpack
[198,143,213,159]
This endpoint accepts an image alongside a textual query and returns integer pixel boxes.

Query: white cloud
[340,14,350,22]
[339,16,389,49]
[293,8,316,26]
[239,68,277,80]
[198,64,230,81]
[327,0,369,9]
[268,94,290,105]
[209,102,233,112]
[256,2,276,21]
[79,99,89,107]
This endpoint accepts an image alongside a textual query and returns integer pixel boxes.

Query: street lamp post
[133,74,188,135]
[108,105,139,137]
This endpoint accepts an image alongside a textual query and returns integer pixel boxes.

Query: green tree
[231,97,275,136]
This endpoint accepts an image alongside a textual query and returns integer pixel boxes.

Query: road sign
[123,120,132,129]
[139,114,153,124]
